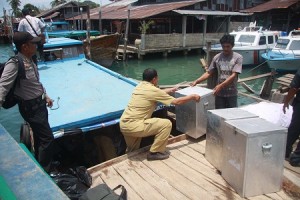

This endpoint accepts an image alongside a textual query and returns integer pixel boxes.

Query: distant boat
[262,30,300,71]
[205,22,281,65]
[83,34,121,68]
[45,21,120,68]
[46,21,100,39]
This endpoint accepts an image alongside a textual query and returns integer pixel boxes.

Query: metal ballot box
[206,108,258,171]
[175,86,215,139]
[222,118,287,197]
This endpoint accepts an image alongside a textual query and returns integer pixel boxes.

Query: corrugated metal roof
[37,1,79,18]
[44,12,60,20]
[173,10,252,16]
[106,0,138,7]
[241,0,299,13]
[70,0,204,20]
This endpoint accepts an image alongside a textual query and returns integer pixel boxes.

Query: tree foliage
[50,0,67,8]
[139,20,155,34]
[6,0,21,17]
[23,4,40,16]
[80,1,100,9]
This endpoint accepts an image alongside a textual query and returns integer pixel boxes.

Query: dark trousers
[215,95,238,109]
[18,96,54,172]
[286,100,300,157]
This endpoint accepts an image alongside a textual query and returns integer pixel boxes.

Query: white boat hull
[235,49,266,65]
[266,59,300,71]
[209,48,266,65]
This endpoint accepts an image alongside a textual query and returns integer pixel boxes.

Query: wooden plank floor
[89,137,294,200]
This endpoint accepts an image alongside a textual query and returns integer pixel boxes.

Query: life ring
[20,122,33,151]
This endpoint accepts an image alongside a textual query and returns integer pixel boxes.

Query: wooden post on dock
[98,5,102,34]
[86,6,91,59]
[260,70,276,99]
[202,15,207,46]
[205,41,218,89]
[123,5,131,61]
[182,15,187,48]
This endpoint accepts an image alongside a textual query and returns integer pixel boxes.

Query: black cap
[13,32,41,47]
[22,8,30,16]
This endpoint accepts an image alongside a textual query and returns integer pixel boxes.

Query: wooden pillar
[202,15,207,46]
[163,51,168,57]
[99,6,102,34]
[286,8,291,32]
[267,11,271,28]
[72,6,75,30]
[206,41,218,89]
[141,33,145,50]
[169,18,171,33]
[86,6,91,59]
[226,16,231,33]
[110,21,113,33]
[182,15,187,47]
[123,5,131,61]
[192,17,194,33]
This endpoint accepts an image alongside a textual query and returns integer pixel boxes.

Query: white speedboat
[262,30,300,71]
[206,23,281,65]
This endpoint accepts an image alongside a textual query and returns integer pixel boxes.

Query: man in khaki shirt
[120,68,200,160]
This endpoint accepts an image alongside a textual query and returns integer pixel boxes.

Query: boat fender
[20,122,32,151]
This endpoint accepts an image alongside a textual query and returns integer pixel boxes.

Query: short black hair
[220,34,235,47]
[22,8,30,16]
[143,68,158,82]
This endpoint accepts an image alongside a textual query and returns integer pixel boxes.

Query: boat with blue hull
[46,21,100,39]
[12,36,138,168]
[45,21,120,68]
[262,30,300,71]
[0,124,69,200]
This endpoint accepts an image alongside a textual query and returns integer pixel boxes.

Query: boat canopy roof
[44,37,83,48]
[49,21,70,25]
[47,30,100,38]
[38,57,137,132]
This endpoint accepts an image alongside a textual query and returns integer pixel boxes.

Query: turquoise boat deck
[36,37,137,137]
[39,58,136,133]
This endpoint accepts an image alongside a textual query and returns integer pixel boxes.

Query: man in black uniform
[0,32,54,172]
[283,68,300,166]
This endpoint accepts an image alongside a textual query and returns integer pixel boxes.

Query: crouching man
[120,68,200,161]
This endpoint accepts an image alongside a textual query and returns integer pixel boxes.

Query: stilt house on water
[240,0,300,33]
[68,0,257,58]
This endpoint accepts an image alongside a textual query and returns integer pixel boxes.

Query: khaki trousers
[122,118,172,153]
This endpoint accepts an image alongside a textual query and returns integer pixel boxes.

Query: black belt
[19,94,45,107]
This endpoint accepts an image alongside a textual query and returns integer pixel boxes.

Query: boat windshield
[231,33,237,39]
[43,45,84,61]
[237,35,255,43]
[289,40,300,50]
[275,39,290,49]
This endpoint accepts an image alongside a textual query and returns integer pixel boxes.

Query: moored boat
[262,30,300,71]
[46,21,100,39]
[18,36,138,167]
[83,34,121,68]
[206,23,281,65]
[45,21,121,68]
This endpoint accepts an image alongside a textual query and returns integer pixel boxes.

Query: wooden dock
[276,74,294,91]
[88,135,297,200]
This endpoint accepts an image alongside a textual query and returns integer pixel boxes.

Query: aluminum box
[206,108,258,171]
[222,118,287,197]
[175,86,215,138]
